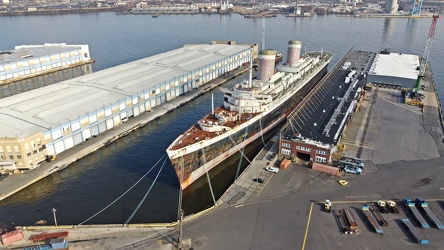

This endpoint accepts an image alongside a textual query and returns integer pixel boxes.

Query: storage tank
[385,0,398,14]
[257,50,276,81]
[286,40,302,65]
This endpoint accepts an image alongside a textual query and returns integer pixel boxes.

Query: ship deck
[169,52,332,152]
[170,106,260,150]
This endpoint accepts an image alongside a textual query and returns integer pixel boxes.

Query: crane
[411,0,424,16]
[415,14,439,89]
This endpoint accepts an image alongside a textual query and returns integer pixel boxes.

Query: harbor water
[0,13,443,228]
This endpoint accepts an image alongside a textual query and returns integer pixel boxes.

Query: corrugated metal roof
[0,43,251,138]
[369,53,419,80]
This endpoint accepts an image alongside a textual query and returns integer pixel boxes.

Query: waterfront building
[279,49,422,164]
[367,50,420,88]
[0,43,92,84]
[0,41,256,170]
[279,50,372,163]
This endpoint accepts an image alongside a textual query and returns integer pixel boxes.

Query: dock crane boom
[415,14,439,89]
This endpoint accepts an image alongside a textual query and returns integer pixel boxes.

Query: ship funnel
[257,50,276,81]
[287,40,302,65]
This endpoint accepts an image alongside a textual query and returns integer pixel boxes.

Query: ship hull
[170,57,330,190]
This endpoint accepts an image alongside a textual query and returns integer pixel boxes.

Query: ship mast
[261,16,265,51]
[211,93,214,116]
[248,55,253,88]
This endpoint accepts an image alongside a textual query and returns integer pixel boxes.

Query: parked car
[338,180,349,186]
[253,178,264,183]
[343,165,362,175]
[269,153,277,161]
[265,166,279,173]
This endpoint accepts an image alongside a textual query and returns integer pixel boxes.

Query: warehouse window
[316,150,327,156]
[315,156,327,163]
[281,149,291,155]
[282,143,291,148]
[296,146,311,152]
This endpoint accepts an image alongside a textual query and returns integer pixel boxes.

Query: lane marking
[341,141,375,149]
[380,97,422,115]
[286,172,297,186]
[302,202,314,250]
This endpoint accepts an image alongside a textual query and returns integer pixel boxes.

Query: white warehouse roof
[369,53,419,80]
[0,43,251,138]
[0,43,87,63]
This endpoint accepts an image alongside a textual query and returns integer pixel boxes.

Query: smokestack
[286,40,302,65]
[257,50,276,81]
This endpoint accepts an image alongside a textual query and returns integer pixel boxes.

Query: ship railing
[271,57,330,109]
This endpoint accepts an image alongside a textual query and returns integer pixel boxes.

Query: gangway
[362,206,383,234]
[401,219,429,244]
[416,198,444,230]
[403,198,430,229]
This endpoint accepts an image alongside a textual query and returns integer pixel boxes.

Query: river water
[0,13,443,228]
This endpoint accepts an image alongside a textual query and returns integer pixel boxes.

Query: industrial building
[0,43,93,83]
[279,48,424,164]
[0,41,256,170]
[367,50,420,89]
[278,49,374,163]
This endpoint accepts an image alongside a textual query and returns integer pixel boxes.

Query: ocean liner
[167,40,332,190]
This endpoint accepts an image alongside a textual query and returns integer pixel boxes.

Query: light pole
[52,208,58,227]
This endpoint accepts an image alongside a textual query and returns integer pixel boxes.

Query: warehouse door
[98,121,107,133]
[73,131,83,144]
[90,126,99,136]
[296,152,311,162]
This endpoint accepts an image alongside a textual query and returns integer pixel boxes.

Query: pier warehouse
[0,41,256,170]
[367,50,420,89]
[278,49,373,163]
[0,43,93,84]
[279,49,423,164]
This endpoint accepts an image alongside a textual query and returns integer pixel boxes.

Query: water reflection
[405,18,418,51]
[381,18,394,47]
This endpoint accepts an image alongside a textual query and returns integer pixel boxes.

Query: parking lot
[307,199,444,249]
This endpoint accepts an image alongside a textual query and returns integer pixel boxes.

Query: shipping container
[1,229,24,245]
[29,231,69,242]
[311,162,341,176]
[280,159,291,169]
